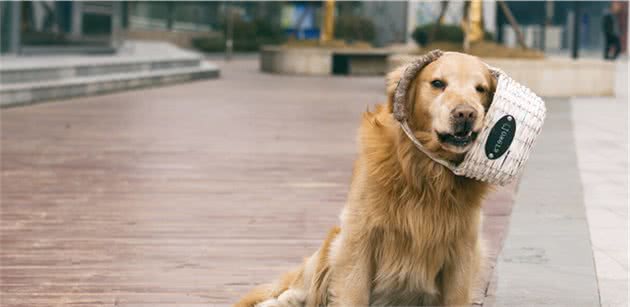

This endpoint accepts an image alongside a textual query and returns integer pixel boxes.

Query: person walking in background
[603,2,622,60]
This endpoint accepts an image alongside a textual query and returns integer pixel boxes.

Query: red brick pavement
[0,58,515,306]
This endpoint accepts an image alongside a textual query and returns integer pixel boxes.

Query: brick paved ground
[1,58,515,306]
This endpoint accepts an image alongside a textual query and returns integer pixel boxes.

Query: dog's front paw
[277,289,306,306]
[255,289,306,307]
[255,298,281,307]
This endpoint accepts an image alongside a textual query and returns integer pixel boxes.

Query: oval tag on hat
[485,115,516,160]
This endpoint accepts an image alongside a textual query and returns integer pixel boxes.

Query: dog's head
[388,51,496,157]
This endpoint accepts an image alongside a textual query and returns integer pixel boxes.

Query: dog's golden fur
[235,52,495,307]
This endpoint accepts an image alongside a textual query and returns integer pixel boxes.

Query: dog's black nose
[452,105,477,120]
[451,105,477,136]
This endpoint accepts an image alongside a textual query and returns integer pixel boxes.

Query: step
[0,62,219,107]
[0,56,203,84]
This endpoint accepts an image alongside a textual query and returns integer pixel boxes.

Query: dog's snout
[451,105,477,136]
[452,105,477,120]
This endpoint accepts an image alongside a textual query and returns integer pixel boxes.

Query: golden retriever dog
[235,50,496,307]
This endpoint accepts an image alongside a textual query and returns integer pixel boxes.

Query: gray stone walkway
[572,97,628,307]
[489,100,601,306]
[489,61,628,307]
[571,61,628,307]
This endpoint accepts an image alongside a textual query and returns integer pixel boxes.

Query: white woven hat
[393,50,546,186]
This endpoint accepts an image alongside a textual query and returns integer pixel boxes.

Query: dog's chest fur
[325,106,487,306]
[365,190,481,306]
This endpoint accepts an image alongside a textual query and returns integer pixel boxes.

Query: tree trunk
[429,0,449,43]
[462,1,471,51]
[498,0,527,49]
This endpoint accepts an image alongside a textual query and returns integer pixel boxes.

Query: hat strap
[399,121,455,171]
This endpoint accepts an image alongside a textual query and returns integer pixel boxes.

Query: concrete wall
[485,58,615,97]
[388,54,616,97]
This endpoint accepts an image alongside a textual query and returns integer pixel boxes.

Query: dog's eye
[431,80,446,89]
[475,85,486,93]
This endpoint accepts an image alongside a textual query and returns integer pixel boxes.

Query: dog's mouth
[437,131,479,148]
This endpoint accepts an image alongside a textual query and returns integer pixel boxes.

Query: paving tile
[598,279,629,307]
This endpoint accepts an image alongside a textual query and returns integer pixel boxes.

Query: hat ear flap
[386,65,406,111]
[391,49,443,122]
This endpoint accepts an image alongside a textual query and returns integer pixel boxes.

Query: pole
[406,0,417,45]
[541,1,548,51]
[320,0,335,43]
[9,1,21,54]
[225,5,234,61]
[571,1,580,59]
[166,1,175,31]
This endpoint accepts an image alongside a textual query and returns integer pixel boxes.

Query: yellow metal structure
[320,0,335,43]
[467,0,484,43]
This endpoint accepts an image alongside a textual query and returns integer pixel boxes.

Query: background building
[1,1,124,54]
[495,1,628,53]
[1,1,627,58]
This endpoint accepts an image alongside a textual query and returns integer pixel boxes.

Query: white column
[483,0,497,35]
[406,0,418,45]
[111,2,122,49]
[71,2,83,38]
[9,2,21,53]
[627,4,629,53]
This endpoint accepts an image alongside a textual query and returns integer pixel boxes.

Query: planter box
[261,46,332,76]
[260,45,391,76]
